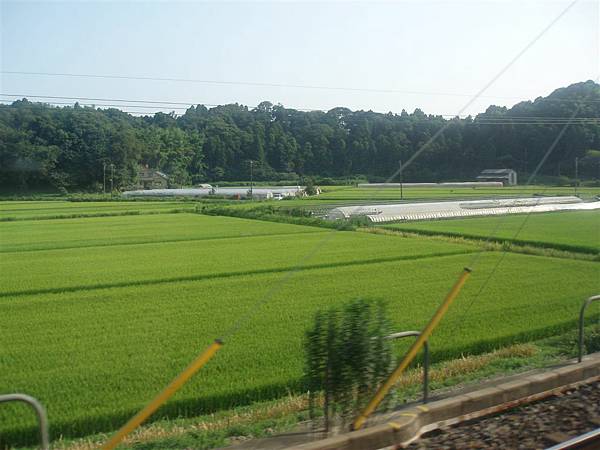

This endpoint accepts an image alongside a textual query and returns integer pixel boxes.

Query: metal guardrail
[578,295,600,363]
[0,393,49,450]
[385,330,430,403]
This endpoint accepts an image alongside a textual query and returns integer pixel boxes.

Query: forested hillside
[1,81,599,190]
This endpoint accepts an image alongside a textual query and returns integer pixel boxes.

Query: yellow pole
[353,268,471,430]
[102,339,223,450]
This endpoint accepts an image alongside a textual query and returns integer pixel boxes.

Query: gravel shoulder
[407,380,600,449]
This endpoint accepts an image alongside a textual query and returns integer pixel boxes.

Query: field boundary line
[0,229,327,254]
[374,227,600,257]
[0,250,478,299]
[0,208,194,222]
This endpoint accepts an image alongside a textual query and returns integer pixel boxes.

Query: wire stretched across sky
[1,93,598,124]
[2,69,599,104]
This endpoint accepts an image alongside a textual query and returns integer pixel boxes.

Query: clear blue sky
[0,0,597,116]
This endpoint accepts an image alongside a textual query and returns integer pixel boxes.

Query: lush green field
[0,201,196,220]
[2,251,598,444]
[0,213,323,253]
[312,185,600,202]
[0,216,474,297]
[382,210,600,254]
[1,207,599,446]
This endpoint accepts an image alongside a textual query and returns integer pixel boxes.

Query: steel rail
[546,427,600,450]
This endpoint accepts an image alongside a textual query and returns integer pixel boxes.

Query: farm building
[137,166,169,189]
[325,196,600,223]
[476,169,517,186]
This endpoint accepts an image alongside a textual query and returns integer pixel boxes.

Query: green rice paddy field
[1,202,599,446]
[312,185,600,202]
[0,201,196,221]
[382,210,600,254]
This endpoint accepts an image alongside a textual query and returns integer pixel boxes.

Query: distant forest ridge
[1,80,599,190]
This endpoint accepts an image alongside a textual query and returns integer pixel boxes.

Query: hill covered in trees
[1,81,599,191]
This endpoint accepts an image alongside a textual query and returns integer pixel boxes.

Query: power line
[0,99,190,110]
[3,69,599,103]
[0,102,166,116]
[0,93,212,107]
[1,95,599,124]
[0,94,326,113]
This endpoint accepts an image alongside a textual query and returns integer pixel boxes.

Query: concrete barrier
[287,354,600,450]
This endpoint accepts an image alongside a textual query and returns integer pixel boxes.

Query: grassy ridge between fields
[382,210,600,254]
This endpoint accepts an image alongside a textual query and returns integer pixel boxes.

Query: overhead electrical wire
[0,70,541,98]
[2,69,600,103]
[1,95,598,124]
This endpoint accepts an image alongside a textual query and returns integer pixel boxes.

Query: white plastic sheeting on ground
[357,182,504,188]
[325,196,600,223]
[122,186,305,199]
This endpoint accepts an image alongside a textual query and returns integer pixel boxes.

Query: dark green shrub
[304,299,392,430]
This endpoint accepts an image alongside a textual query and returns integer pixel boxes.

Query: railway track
[547,427,600,450]
[405,380,600,450]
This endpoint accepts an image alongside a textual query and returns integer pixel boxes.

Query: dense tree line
[1,81,599,191]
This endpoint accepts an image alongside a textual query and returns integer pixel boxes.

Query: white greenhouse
[326,196,600,223]
[122,186,307,199]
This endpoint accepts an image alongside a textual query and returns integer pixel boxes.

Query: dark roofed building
[476,169,517,186]
[138,166,169,189]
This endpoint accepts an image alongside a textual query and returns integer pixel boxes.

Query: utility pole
[103,162,106,194]
[110,163,115,197]
[399,159,403,200]
[575,157,579,197]
[249,160,254,201]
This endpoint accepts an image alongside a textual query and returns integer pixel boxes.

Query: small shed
[138,166,168,189]
[476,169,517,186]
